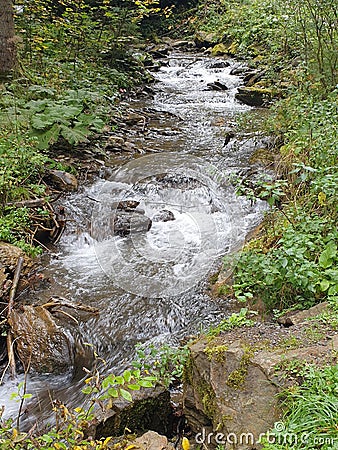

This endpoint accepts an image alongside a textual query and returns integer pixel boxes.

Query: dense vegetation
[0,0,158,253]
[0,0,337,448]
[199,0,338,313]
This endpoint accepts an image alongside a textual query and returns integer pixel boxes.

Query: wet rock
[230,65,249,76]
[207,81,228,91]
[194,31,218,49]
[171,40,193,50]
[208,61,229,69]
[211,43,228,56]
[235,86,272,107]
[95,386,172,438]
[243,70,266,87]
[152,210,175,223]
[122,141,137,152]
[223,131,235,146]
[105,135,125,150]
[113,211,152,237]
[277,302,329,327]
[125,112,145,126]
[9,305,74,374]
[134,431,174,450]
[147,45,170,59]
[183,334,338,449]
[47,169,78,192]
[117,200,140,211]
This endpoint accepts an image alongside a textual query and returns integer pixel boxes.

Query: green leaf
[115,375,125,385]
[123,370,132,383]
[60,124,89,145]
[82,386,92,395]
[102,374,115,389]
[132,369,141,378]
[138,380,154,388]
[32,123,61,150]
[119,388,133,402]
[319,242,337,269]
[108,387,119,398]
[127,384,140,390]
[31,113,55,130]
[328,284,338,296]
[320,279,330,292]
[22,393,33,399]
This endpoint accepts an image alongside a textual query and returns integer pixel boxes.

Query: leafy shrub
[132,343,189,388]
[230,212,338,310]
[0,89,105,150]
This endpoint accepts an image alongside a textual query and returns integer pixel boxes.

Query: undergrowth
[262,364,338,450]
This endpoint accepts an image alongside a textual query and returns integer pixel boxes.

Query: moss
[204,344,229,362]
[209,270,220,285]
[182,352,194,385]
[197,378,217,420]
[226,345,254,390]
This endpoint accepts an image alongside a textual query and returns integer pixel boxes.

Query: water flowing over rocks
[0,51,270,427]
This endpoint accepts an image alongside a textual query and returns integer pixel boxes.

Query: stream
[1,52,268,425]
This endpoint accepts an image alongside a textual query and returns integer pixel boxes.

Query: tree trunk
[0,0,16,75]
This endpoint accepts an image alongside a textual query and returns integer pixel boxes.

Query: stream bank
[0,46,276,441]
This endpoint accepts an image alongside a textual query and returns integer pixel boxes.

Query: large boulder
[194,31,218,49]
[47,169,78,192]
[235,86,272,107]
[113,211,152,236]
[9,305,74,374]
[95,386,172,439]
[183,325,338,449]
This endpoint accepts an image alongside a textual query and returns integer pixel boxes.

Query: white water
[0,53,268,425]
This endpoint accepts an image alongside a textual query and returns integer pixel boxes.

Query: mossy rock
[235,86,272,107]
[194,31,218,49]
[211,43,228,56]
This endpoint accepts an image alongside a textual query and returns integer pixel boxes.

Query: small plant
[132,343,189,388]
[82,368,156,403]
[207,308,256,337]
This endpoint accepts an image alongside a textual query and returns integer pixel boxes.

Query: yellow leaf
[182,437,190,450]
[318,191,326,205]
[12,428,18,441]
[125,446,137,450]
[103,437,113,445]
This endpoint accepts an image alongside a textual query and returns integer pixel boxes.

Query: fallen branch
[40,296,99,315]
[6,256,24,379]
[8,198,46,208]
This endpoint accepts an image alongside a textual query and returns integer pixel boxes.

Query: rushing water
[0,53,268,424]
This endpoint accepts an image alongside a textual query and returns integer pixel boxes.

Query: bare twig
[40,296,99,315]
[6,256,24,379]
[17,354,31,432]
